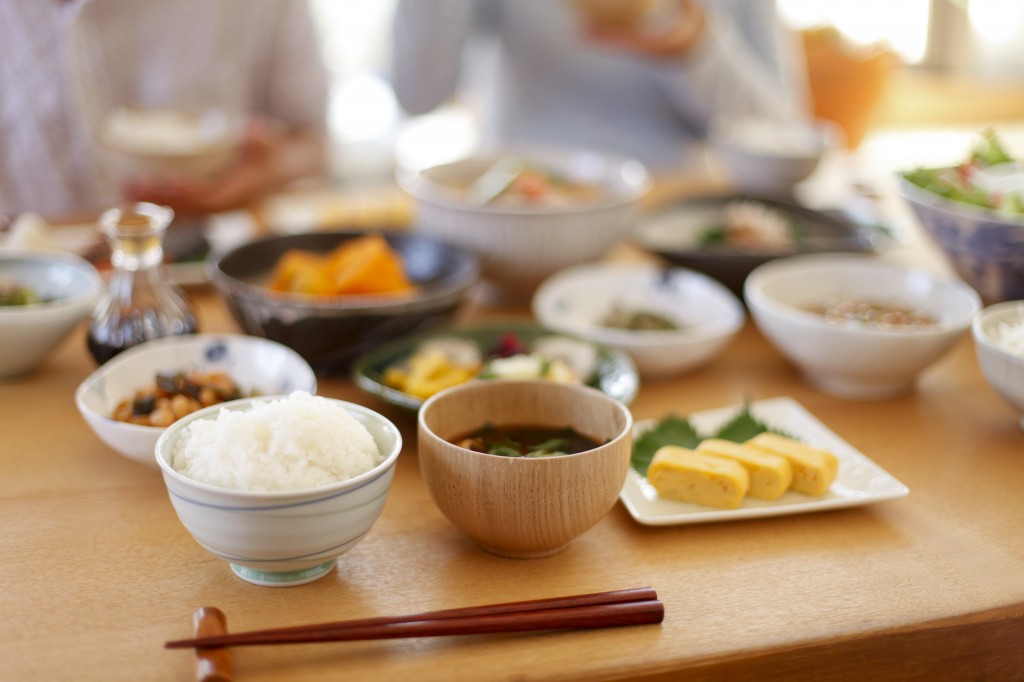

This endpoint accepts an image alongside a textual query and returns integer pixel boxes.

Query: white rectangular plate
[620,396,909,526]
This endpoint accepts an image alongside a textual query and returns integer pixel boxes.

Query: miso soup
[452,423,601,458]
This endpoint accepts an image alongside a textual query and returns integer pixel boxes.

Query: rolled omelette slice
[745,432,839,496]
[647,445,749,509]
[696,438,793,500]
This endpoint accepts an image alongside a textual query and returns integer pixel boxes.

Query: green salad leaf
[631,406,780,476]
[902,130,1024,215]
[971,129,1013,167]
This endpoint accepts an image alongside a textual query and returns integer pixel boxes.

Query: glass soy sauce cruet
[87,202,198,364]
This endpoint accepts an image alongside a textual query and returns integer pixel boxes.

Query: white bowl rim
[396,148,652,216]
[707,115,844,157]
[0,248,103,313]
[744,252,982,337]
[897,173,1024,227]
[74,333,318,432]
[971,301,1024,364]
[154,394,403,499]
[418,378,634,462]
[532,262,745,346]
[97,106,245,158]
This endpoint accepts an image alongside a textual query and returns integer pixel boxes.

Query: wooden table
[3,251,1024,682]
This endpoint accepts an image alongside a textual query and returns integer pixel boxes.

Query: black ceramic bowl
[633,195,885,297]
[207,231,479,374]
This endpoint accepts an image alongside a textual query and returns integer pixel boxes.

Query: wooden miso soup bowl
[418,380,633,558]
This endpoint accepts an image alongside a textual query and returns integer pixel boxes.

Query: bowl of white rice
[972,301,1024,431]
[156,391,402,586]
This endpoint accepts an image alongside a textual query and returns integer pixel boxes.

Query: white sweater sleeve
[390,0,477,116]
[651,2,809,135]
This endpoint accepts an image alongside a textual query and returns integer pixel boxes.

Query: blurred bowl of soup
[398,149,651,297]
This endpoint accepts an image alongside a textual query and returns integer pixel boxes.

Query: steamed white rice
[991,318,1024,358]
[170,391,382,492]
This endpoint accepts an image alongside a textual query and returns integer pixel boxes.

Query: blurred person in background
[0,0,328,221]
[391,0,808,171]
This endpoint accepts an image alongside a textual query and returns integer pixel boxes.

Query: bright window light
[969,0,1023,44]
[778,0,931,63]
[328,74,398,144]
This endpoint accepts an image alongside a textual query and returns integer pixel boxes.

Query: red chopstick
[166,587,662,649]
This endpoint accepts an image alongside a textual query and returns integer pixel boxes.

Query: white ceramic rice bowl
[972,301,1024,430]
[745,253,981,400]
[155,395,402,586]
[75,334,317,466]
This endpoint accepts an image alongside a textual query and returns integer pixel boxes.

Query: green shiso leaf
[631,406,784,476]
[631,415,699,476]
[711,408,776,443]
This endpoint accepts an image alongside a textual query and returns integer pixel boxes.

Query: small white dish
[532,262,744,377]
[619,396,909,526]
[745,253,981,400]
[76,334,317,466]
[0,249,103,378]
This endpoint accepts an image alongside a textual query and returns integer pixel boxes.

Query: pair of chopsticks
[166,587,663,649]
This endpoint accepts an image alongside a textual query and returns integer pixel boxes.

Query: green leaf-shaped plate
[351,321,640,411]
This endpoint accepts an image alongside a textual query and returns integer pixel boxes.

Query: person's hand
[124,118,324,216]
[583,0,706,59]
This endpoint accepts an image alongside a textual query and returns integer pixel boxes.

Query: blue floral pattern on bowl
[900,177,1024,304]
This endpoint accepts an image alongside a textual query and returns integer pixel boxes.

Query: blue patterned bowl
[899,177,1024,304]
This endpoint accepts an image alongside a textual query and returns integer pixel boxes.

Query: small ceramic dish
[532,262,744,378]
[620,397,909,526]
[0,249,102,379]
[76,334,317,466]
[634,194,882,297]
[351,321,639,411]
[745,253,981,400]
